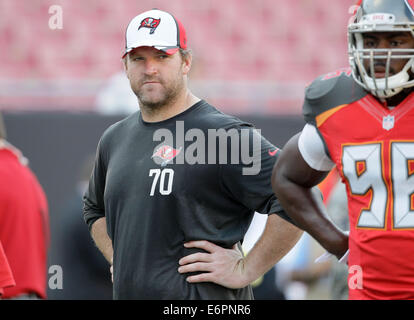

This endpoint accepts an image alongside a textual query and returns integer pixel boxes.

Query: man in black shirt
[83,9,302,299]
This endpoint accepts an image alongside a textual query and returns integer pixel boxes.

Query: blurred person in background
[275,233,332,300]
[83,9,302,299]
[95,72,139,116]
[250,266,286,300]
[57,154,112,299]
[0,113,49,299]
[273,0,414,299]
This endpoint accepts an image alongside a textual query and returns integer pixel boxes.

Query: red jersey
[303,69,414,299]
[0,241,15,296]
[0,142,49,299]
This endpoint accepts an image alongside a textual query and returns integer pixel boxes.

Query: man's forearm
[242,214,303,285]
[91,217,113,264]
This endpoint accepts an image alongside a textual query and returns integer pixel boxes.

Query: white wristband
[314,249,349,265]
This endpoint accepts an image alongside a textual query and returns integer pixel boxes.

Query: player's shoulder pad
[303,68,367,125]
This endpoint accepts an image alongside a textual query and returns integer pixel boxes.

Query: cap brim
[122,46,179,58]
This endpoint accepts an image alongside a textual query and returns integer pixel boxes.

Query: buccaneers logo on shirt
[152,145,181,166]
[138,17,161,34]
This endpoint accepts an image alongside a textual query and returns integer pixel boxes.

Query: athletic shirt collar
[138,100,207,127]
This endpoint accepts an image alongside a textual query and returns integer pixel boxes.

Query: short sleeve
[298,124,335,171]
[83,138,107,231]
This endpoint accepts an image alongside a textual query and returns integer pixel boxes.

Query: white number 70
[149,168,174,196]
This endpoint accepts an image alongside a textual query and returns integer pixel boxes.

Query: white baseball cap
[122,9,188,58]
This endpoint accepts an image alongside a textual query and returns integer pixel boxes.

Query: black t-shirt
[83,100,292,299]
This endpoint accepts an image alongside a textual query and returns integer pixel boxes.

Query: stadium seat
[0,0,356,112]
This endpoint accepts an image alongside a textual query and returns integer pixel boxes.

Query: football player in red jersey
[0,114,49,299]
[272,0,414,299]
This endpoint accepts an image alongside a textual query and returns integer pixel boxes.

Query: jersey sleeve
[298,124,335,171]
[219,125,295,225]
[300,70,367,171]
[83,137,107,231]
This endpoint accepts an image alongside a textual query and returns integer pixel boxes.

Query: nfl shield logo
[382,115,395,131]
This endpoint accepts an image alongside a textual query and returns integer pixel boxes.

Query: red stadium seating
[0,0,356,113]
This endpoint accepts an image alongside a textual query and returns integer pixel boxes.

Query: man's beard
[134,76,184,111]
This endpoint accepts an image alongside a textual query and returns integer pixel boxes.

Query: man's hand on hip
[178,240,249,289]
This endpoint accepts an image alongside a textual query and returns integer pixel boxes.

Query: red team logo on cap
[152,145,182,166]
[139,17,161,34]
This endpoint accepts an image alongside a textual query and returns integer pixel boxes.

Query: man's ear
[122,57,129,78]
[182,53,192,76]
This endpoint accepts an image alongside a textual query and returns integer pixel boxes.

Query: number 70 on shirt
[149,168,174,196]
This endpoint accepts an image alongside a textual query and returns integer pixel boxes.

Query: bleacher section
[0,0,356,113]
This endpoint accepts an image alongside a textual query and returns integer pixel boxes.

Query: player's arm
[273,70,363,258]
[178,213,302,288]
[83,137,113,265]
[272,133,348,259]
[90,217,113,264]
